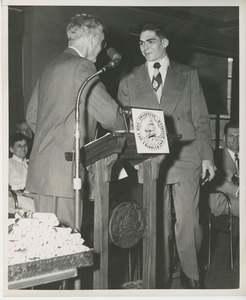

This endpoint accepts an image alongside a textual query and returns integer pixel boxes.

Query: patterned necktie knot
[153,62,161,70]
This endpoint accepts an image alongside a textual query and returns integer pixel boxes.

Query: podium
[80,131,172,289]
[66,131,180,289]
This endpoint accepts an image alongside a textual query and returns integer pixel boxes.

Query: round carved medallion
[109,201,146,248]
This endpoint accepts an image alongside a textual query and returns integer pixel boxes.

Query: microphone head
[106,47,122,61]
[107,60,118,68]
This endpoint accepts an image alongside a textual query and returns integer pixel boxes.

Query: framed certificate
[131,107,169,154]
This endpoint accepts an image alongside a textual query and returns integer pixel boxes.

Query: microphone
[106,47,122,61]
[105,47,122,68]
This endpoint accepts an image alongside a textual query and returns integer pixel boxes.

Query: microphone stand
[73,60,119,230]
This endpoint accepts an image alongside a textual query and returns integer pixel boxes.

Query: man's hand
[201,160,216,181]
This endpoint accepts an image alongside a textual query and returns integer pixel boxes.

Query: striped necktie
[152,62,162,92]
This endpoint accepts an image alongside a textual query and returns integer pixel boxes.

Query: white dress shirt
[227,148,239,170]
[68,46,84,57]
[147,55,170,103]
[227,148,239,196]
[9,155,28,190]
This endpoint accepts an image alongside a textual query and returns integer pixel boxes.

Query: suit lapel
[134,64,160,108]
[160,62,188,115]
[223,148,237,173]
[132,62,188,112]
[136,64,152,88]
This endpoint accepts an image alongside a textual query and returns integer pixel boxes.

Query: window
[210,58,233,149]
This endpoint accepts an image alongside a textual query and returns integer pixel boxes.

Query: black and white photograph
[1,0,246,298]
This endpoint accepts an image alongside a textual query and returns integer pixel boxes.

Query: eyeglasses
[94,36,107,49]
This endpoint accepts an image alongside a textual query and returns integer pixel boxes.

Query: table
[8,249,93,289]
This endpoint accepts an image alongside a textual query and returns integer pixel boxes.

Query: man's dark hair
[224,122,239,135]
[138,22,168,40]
[9,132,29,148]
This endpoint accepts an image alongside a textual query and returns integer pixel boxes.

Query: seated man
[208,122,239,217]
[9,132,36,214]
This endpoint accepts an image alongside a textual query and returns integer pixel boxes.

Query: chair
[8,186,19,218]
[8,185,37,217]
[207,190,239,270]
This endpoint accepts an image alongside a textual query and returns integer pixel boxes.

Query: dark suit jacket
[210,148,238,195]
[208,148,239,216]
[117,60,213,184]
[26,48,124,198]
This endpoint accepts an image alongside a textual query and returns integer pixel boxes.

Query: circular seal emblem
[135,111,166,151]
[109,202,146,248]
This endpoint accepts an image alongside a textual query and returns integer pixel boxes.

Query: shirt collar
[227,148,239,159]
[147,55,170,72]
[12,154,27,164]
[68,46,84,58]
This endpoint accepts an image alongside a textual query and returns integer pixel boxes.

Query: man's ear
[162,38,169,48]
[10,147,14,154]
[88,34,94,46]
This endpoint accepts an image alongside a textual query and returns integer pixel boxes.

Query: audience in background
[208,122,239,217]
[9,132,37,214]
[16,120,34,158]
[16,120,33,140]
[9,132,29,191]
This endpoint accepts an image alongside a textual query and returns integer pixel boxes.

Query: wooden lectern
[79,131,172,289]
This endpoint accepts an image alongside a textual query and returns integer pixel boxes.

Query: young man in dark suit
[117,22,216,289]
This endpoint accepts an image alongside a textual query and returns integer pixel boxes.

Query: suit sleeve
[211,150,238,196]
[190,69,213,161]
[117,74,131,107]
[26,79,40,134]
[213,172,238,196]
[75,61,125,131]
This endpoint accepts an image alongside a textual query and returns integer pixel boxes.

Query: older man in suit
[209,122,239,217]
[26,13,124,229]
[117,22,216,288]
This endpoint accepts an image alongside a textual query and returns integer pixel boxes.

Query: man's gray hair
[66,13,106,40]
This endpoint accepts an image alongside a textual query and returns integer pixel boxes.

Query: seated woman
[9,132,36,214]
[9,132,29,191]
